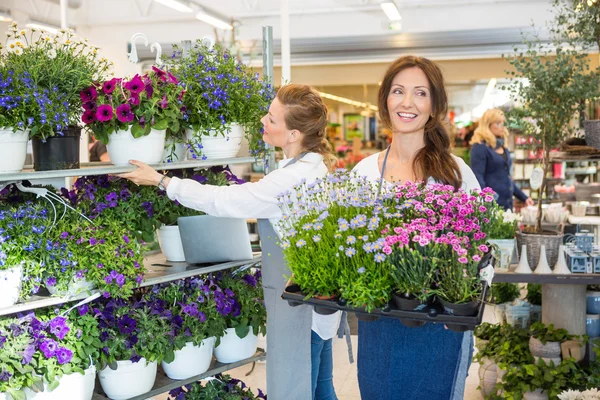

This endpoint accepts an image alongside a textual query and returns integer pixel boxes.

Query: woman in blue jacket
[469,108,534,210]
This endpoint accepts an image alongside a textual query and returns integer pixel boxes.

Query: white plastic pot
[529,337,561,359]
[157,225,186,262]
[478,357,497,397]
[106,128,166,166]
[214,328,258,364]
[0,265,23,308]
[161,337,216,380]
[46,277,94,297]
[162,139,186,163]
[523,389,549,400]
[488,239,515,270]
[185,123,243,160]
[0,128,28,173]
[98,359,157,400]
[24,366,96,400]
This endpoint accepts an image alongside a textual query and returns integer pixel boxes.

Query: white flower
[47,48,57,59]
[13,47,22,56]
[6,39,26,53]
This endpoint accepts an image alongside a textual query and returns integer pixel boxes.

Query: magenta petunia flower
[158,95,168,109]
[102,78,118,95]
[128,94,140,106]
[124,75,144,94]
[80,87,98,102]
[82,111,96,124]
[82,101,96,111]
[144,82,153,98]
[116,104,134,123]
[96,105,114,122]
[152,66,166,78]
[167,72,178,84]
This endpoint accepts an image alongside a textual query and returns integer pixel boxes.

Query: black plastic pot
[392,293,426,328]
[439,298,480,332]
[32,127,81,171]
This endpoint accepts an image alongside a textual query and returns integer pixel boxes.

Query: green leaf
[7,388,26,400]
[109,360,118,370]
[235,323,250,339]
[131,123,144,138]
[153,119,168,130]
[48,378,60,392]
[83,336,93,345]
[163,349,175,364]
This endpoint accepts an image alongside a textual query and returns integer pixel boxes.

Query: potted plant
[168,373,267,400]
[491,324,535,387]
[172,41,274,161]
[0,203,51,307]
[490,282,521,324]
[474,323,503,397]
[551,0,600,147]
[23,307,101,400]
[147,277,227,380]
[93,296,172,400]
[527,283,543,323]
[488,204,520,270]
[0,65,33,173]
[504,11,599,268]
[213,269,266,364]
[494,358,588,400]
[529,322,575,363]
[145,166,245,262]
[42,218,145,299]
[82,66,184,165]
[3,23,111,170]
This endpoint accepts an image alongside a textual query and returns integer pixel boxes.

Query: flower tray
[281,282,489,332]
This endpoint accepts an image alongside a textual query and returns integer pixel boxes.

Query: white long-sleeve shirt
[166,153,341,340]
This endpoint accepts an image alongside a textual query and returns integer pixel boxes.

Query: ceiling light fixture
[26,21,60,34]
[0,10,12,22]
[319,92,378,112]
[153,0,193,13]
[196,10,233,30]
[381,2,402,21]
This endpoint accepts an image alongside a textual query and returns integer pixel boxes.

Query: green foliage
[491,358,588,400]
[389,240,441,302]
[171,41,275,161]
[529,322,575,344]
[552,0,600,59]
[487,204,520,240]
[527,284,543,306]
[491,282,521,305]
[2,23,111,139]
[168,374,266,399]
[474,322,502,341]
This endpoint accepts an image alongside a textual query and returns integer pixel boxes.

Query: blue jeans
[357,318,473,400]
[311,330,338,400]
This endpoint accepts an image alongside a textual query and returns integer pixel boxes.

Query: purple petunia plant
[42,217,145,299]
[277,170,496,311]
[145,277,228,360]
[168,373,267,400]
[81,66,185,146]
[90,296,173,370]
[0,306,100,399]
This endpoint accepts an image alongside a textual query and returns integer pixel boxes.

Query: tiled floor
[155,308,503,399]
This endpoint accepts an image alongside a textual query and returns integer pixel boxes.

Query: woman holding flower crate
[352,56,481,399]
[119,84,343,400]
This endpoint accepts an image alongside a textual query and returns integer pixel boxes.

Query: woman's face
[490,118,506,137]
[386,67,433,135]
[261,97,292,148]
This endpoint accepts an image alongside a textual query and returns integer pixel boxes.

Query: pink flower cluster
[382,183,495,265]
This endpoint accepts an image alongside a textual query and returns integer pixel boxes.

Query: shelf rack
[0,157,256,183]
[91,350,266,400]
[0,252,261,317]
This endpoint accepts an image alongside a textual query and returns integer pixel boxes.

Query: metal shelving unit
[91,350,266,400]
[0,253,261,317]
[0,157,256,183]
[494,270,600,284]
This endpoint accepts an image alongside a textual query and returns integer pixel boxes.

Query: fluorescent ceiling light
[196,11,233,30]
[26,21,59,34]
[319,91,378,112]
[381,2,401,21]
[0,10,12,22]
[153,0,193,13]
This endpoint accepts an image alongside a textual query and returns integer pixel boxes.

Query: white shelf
[0,157,256,183]
[0,252,261,317]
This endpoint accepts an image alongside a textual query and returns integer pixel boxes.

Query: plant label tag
[479,265,495,286]
[529,167,544,190]
[588,261,593,274]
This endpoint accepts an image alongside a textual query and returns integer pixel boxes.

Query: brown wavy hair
[277,84,337,170]
[378,56,462,188]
